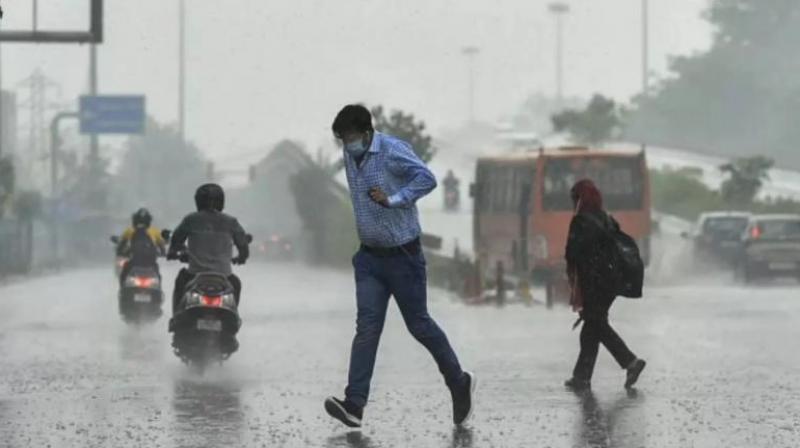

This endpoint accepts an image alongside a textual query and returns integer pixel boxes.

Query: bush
[650,168,725,221]
[290,164,358,266]
[651,167,800,220]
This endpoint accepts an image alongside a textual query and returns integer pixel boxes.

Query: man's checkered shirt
[343,132,437,248]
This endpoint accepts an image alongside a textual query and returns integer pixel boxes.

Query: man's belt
[360,238,421,257]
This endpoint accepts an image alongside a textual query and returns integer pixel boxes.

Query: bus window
[477,163,535,214]
[542,157,644,211]
[492,167,506,212]
[475,165,491,212]
[511,166,533,212]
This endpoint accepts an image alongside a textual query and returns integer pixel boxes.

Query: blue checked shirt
[343,132,437,248]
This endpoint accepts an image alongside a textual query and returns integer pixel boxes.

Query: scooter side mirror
[110,235,120,244]
[161,229,172,241]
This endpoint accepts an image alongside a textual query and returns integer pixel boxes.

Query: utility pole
[548,2,570,107]
[32,0,38,31]
[461,46,479,123]
[0,8,4,156]
[89,43,99,174]
[48,111,79,266]
[178,0,186,143]
[18,69,61,163]
[641,0,650,95]
[50,112,79,197]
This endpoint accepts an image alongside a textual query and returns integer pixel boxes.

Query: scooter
[444,187,460,212]
[110,236,164,323]
[118,265,164,323]
[168,252,242,373]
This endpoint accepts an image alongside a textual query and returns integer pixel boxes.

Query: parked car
[683,211,751,265]
[735,214,800,283]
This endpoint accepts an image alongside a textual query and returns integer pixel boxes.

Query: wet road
[1,263,799,447]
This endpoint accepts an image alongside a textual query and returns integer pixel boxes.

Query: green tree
[371,105,436,163]
[551,94,621,145]
[719,155,774,205]
[626,0,800,167]
[650,167,726,220]
[289,156,356,266]
[113,118,207,223]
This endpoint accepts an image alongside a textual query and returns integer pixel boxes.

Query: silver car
[736,214,800,283]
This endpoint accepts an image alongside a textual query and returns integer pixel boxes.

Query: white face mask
[344,139,368,158]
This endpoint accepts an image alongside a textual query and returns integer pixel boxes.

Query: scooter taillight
[201,295,222,307]
[134,277,156,288]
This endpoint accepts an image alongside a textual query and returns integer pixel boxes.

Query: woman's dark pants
[572,297,637,381]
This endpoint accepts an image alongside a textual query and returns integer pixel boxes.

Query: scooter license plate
[769,262,796,270]
[197,319,222,332]
[133,293,151,303]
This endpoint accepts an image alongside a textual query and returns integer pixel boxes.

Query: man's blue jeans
[344,248,465,408]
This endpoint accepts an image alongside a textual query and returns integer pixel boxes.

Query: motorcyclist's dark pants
[172,268,241,313]
[572,297,637,381]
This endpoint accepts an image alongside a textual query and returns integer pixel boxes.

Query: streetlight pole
[0,13,3,157]
[89,43,98,172]
[548,2,570,107]
[462,46,479,123]
[178,0,186,143]
[641,0,650,95]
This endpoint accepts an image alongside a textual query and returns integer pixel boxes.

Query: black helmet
[195,183,225,211]
[132,208,152,228]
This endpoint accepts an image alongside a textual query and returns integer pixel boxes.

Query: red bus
[471,146,651,304]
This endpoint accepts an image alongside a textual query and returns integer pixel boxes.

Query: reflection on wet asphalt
[449,426,475,448]
[573,389,644,448]
[172,379,243,448]
[1,264,799,447]
[326,431,378,448]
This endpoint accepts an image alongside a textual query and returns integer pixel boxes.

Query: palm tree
[719,156,774,205]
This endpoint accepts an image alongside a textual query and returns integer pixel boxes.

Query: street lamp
[179,0,186,143]
[548,2,570,106]
[462,46,480,123]
[641,0,650,95]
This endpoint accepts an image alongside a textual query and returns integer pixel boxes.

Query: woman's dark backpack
[584,213,644,298]
[129,227,158,266]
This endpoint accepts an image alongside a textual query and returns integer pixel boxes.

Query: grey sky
[1,0,711,167]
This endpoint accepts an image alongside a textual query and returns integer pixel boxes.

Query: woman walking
[564,179,646,391]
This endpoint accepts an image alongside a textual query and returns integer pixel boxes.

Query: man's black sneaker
[324,397,363,428]
[625,359,646,389]
[451,371,476,426]
[564,377,591,391]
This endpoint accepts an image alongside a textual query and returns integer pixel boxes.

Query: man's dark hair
[332,104,373,138]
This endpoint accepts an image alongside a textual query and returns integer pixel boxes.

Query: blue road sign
[80,95,145,134]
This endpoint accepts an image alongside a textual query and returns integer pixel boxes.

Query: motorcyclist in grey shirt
[167,183,250,313]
